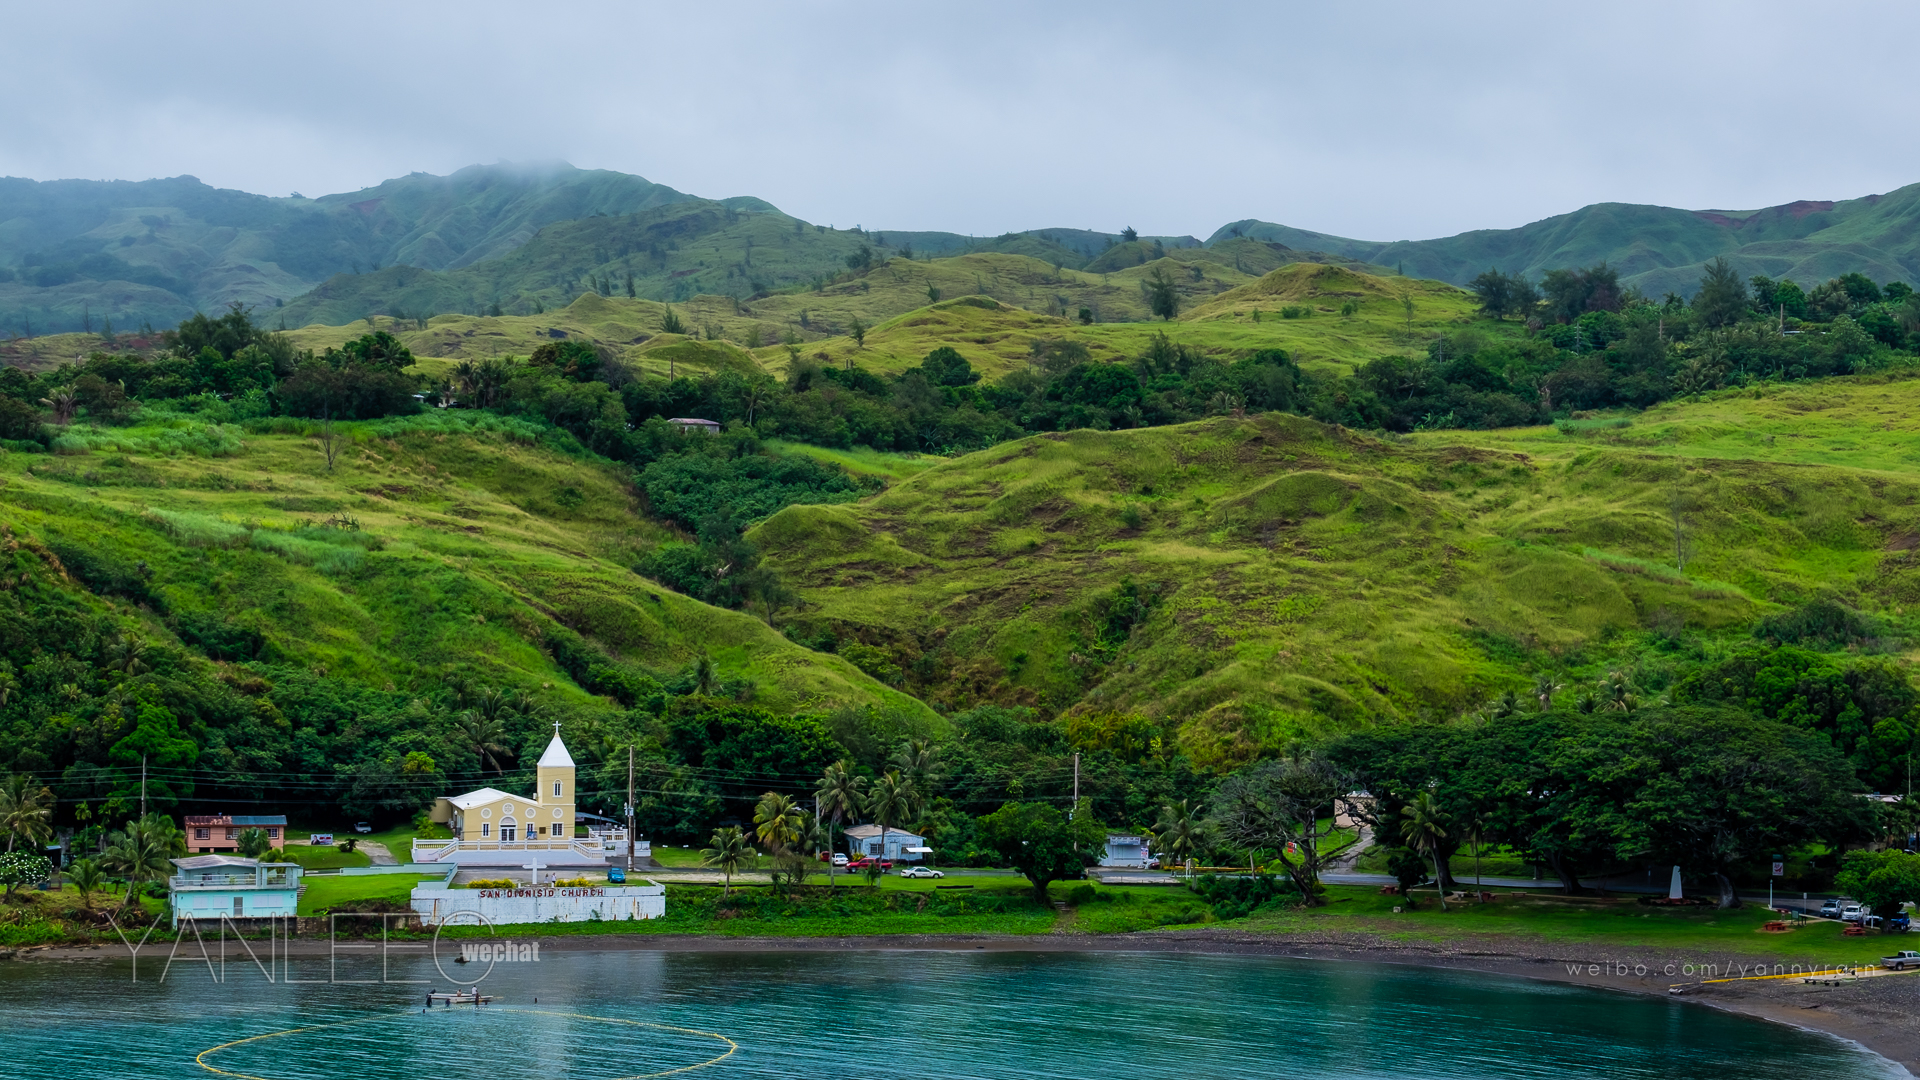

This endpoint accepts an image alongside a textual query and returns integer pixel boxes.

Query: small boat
[427,990,496,1006]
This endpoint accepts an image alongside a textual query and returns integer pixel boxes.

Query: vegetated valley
[4,164,1920,925]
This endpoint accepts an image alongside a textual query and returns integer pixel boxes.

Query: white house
[1100,835,1152,868]
[843,825,926,861]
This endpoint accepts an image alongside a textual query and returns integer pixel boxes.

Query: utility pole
[1071,753,1080,819]
[140,755,147,818]
[626,745,636,872]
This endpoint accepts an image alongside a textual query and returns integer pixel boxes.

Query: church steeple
[535,722,576,840]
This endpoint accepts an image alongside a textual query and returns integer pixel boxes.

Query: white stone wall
[410,883,665,926]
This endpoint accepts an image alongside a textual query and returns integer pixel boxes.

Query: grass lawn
[275,843,371,870]
[1246,885,1896,965]
[297,874,444,916]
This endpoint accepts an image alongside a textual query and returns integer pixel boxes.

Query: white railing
[172,874,291,888]
[411,838,629,862]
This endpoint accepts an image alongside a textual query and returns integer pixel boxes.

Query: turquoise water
[2,948,1897,1079]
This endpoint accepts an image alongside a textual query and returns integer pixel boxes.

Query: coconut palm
[236,827,273,859]
[889,738,942,793]
[1460,811,1491,896]
[700,826,755,896]
[814,760,868,887]
[39,388,77,425]
[1598,670,1639,713]
[865,770,916,880]
[0,773,54,852]
[102,815,183,912]
[692,654,718,696]
[752,792,803,857]
[1532,673,1564,712]
[1486,690,1523,719]
[1152,799,1209,871]
[1399,792,1453,912]
[68,858,104,911]
[454,710,513,774]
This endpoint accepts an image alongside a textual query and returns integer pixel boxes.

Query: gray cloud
[4,0,1916,241]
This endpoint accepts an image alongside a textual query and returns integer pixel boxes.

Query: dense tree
[1208,753,1355,903]
[978,799,1103,901]
[1691,257,1748,328]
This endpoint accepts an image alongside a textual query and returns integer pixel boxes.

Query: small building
[667,417,721,434]
[1101,835,1152,868]
[429,726,577,846]
[168,855,302,927]
[183,814,288,854]
[843,825,926,861]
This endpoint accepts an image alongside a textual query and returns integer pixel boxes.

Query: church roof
[444,787,516,810]
[538,733,574,769]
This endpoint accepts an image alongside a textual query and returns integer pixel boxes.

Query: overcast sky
[4,1,1917,241]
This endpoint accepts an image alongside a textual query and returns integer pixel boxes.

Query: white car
[1841,904,1866,922]
[898,866,945,879]
[831,853,848,867]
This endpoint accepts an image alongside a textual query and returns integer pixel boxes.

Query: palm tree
[700,826,754,896]
[1598,670,1639,713]
[815,760,868,887]
[236,828,273,859]
[692,654,718,696]
[102,815,183,912]
[1461,811,1491,897]
[40,388,77,425]
[889,739,942,793]
[753,792,803,881]
[0,773,54,852]
[1486,690,1522,719]
[1152,800,1208,871]
[1532,673,1564,712]
[454,710,512,774]
[1400,792,1453,911]
[68,858,104,912]
[865,770,916,879]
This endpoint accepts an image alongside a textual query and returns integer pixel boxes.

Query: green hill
[1,410,923,718]
[1214,184,1920,297]
[750,375,1920,767]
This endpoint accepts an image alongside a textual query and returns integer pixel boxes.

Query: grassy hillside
[750,375,1920,766]
[1216,183,1920,297]
[1,409,924,717]
[254,260,1482,388]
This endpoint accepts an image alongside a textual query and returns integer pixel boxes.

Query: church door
[500,822,517,843]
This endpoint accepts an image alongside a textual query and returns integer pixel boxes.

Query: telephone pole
[140,755,148,817]
[626,745,636,872]
[1070,752,1080,819]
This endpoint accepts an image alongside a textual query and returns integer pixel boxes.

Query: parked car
[1819,898,1842,918]
[1892,913,1912,932]
[899,866,945,879]
[1842,903,1866,923]
[353,822,373,834]
[607,868,627,884]
[832,853,848,867]
[817,852,850,866]
[845,858,894,872]
[1884,950,1920,970]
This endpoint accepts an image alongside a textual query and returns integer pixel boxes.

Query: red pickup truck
[845,858,894,872]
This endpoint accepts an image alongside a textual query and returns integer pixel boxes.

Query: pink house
[183,814,287,854]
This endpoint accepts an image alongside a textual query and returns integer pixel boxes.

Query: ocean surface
[1,946,1897,1079]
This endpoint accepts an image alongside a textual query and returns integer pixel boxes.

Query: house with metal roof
[182,814,289,853]
[842,824,927,861]
[168,855,302,927]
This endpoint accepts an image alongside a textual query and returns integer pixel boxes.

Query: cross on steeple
[553,720,561,737]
